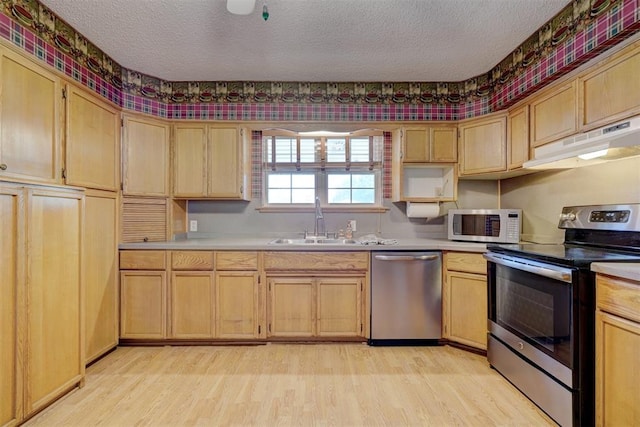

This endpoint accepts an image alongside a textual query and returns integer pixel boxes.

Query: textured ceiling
[38,0,571,82]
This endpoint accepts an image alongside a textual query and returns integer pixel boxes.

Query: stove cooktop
[486,243,640,267]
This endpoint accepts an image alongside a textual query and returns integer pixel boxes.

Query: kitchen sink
[268,238,358,245]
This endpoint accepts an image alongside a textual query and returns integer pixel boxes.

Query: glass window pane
[352,189,375,204]
[291,174,315,188]
[292,189,315,203]
[328,174,351,188]
[300,138,316,163]
[352,174,375,188]
[328,189,351,204]
[274,137,296,162]
[351,137,370,162]
[268,174,291,188]
[326,138,346,163]
[268,189,291,204]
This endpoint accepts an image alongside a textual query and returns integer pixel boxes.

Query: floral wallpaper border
[0,0,639,121]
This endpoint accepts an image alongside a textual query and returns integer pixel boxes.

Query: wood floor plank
[24,344,555,426]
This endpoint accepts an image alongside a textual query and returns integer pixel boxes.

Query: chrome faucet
[314,197,326,238]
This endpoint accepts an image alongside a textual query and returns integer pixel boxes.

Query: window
[262,130,384,208]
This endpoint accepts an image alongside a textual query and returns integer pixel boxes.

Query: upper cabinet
[401,126,457,163]
[529,80,577,149]
[122,114,170,197]
[65,84,120,191]
[507,105,530,170]
[391,126,457,202]
[172,124,251,200]
[0,47,62,184]
[458,113,507,176]
[578,40,640,131]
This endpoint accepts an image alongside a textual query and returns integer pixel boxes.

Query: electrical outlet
[189,220,198,232]
[348,219,356,231]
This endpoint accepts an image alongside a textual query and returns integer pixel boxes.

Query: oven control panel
[589,210,630,223]
[559,204,640,231]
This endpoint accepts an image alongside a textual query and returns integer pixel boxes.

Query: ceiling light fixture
[226,0,256,15]
[262,1,269,21]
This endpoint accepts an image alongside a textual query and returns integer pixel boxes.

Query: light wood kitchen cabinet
[264,251,368,339]
[25,186,84,415]
[172,124,250,200]
[122,115,170,196]
[529,80,577,148]
[507,105,530,169]
[84,189,119,363]
[215,251,262,339]
[595,274,640,427]
[458,113,507,176]
[120,251,167,339]
[443,252,488,350]
[0,184,23,427]
[578,41,640,130]
[169,251,215,338]
[391,128,457,202]
[401,126,457,162]
[0,47,62,184]
[65,84,120,191]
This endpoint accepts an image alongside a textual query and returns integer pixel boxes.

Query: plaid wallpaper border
[0,0,639,122]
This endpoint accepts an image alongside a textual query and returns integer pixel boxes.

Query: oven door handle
[483,253,573,283]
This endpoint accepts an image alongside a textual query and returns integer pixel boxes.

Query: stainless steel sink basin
[268,238,358,245]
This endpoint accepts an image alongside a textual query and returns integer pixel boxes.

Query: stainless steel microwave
[448,209,521,243]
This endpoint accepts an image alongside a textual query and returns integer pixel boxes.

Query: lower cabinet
[442,252,488,350]
[170,271,215,338]
[0,182,84,424]
[268,277,316,337]
[595,274,640,426]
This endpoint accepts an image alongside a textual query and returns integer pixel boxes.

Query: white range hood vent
[523,115,640,170]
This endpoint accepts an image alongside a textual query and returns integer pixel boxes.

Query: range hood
[523,115,640,170]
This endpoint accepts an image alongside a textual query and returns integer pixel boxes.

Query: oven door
[485,252,577,387]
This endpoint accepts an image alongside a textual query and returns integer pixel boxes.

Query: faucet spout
[314,197,325,237]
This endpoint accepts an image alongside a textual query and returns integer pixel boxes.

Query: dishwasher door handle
[373,254,439,262]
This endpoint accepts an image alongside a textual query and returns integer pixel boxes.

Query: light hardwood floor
[24,344,555,426]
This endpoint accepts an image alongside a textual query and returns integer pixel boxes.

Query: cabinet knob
[0,163,7,170]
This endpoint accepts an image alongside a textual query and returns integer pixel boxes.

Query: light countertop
[592,262,640,282]
[119,237,487,253]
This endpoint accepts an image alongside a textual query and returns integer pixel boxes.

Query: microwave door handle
[483,253,573,283]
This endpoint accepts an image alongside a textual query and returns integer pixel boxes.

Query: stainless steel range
[484,204,640,427]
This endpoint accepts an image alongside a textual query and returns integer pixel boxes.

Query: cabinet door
[430,127,457,162]
[268,278,315,337]
[65,85,120,191]
[507,105,529,170]
[170,272,215,338]
[25,188,83,415]
[0,48,61,184]
[120,271,166,339]
[216,272,260,338]
[596,311,640,427]
[580,42,640,130]
[443,271,487,349]
[208,126,245,199]
[122,115,170,196]
[317,277,363,337]
[459,115,506,175]
[84,190,118,363]
[530,80,577,148]
[173,124,207,197]
[403,128,429,162]
[0,185,23,426]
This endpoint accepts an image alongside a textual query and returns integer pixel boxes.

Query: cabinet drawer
[445,252,486,275]
[120,250,166,270]
[215,251,258,270]
[264,251,368,271]
[171,251,214,270]
[597,275,640,323]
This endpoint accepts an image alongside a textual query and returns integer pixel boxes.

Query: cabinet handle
[0,163,7,170]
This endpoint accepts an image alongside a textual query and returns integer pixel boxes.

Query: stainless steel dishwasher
[369,251,442,345]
